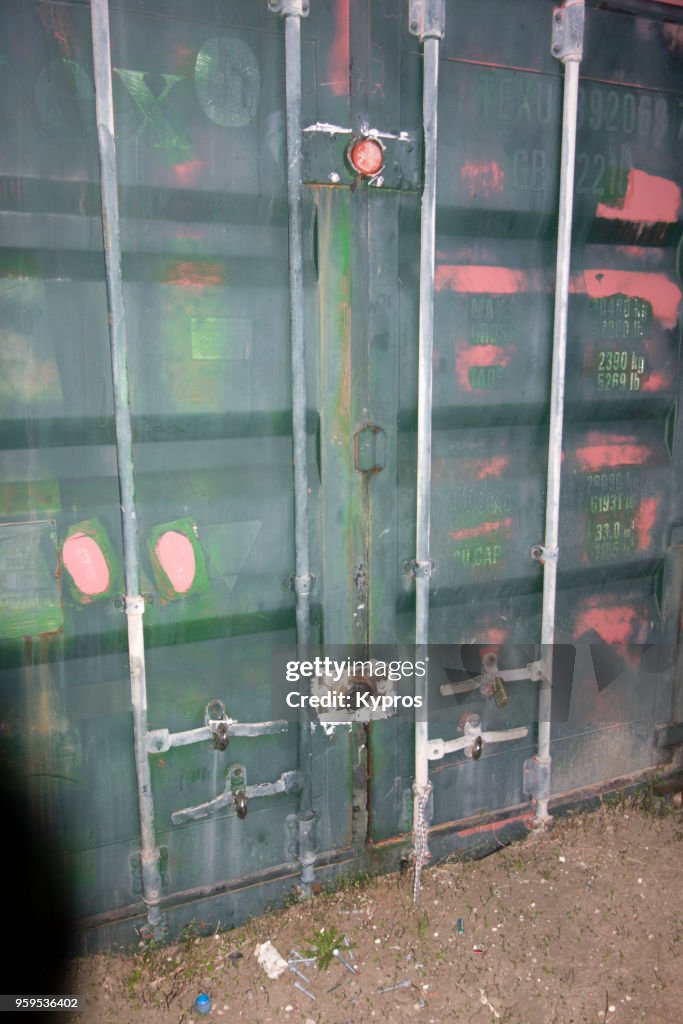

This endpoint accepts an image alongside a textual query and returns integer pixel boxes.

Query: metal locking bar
[171,767,302,825]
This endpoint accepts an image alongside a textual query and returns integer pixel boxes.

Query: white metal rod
[537,2,585,822]
[90,0,163,938]
[414,32,440,799]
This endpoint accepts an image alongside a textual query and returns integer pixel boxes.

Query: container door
[366,0,683,842]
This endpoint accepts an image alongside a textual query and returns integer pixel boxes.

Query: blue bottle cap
[195,993,211,1013]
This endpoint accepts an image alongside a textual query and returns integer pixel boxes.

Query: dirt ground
[68,795,682,1024]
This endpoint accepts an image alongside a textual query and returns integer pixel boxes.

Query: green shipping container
[0,0,682,953]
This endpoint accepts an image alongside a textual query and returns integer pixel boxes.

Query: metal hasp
[428,713,529,762]
[269,0,316,895]
[535,0,586,825]
[146,711,288,755]
[410,0,445,902]
[89,0,164,940]
[171,766,302,825]
[440,655,544,698]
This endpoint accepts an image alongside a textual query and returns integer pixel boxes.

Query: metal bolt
[289,963,310,983]
[293,981,316,1000]
[378,980,411,994]
[332,948,357,974]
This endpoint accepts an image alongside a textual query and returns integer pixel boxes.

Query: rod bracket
[124,594,145,615]
[408,0,445,40]
[523,755,551,803]
[531,545,558,565]
[290,572,315,595]
[404,559,435,579]
[268,0,310,16]
[551,1,585,63]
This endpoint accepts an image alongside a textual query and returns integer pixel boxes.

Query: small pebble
[559,855,566,863]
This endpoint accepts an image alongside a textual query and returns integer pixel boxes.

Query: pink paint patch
[480,629,508,647]
[460,160,506,198]
[449,518,513,542]
[326,0,349,96]
[172,159,204,187]
[596,169,681,224]
[454,341,512,390]
[156,531,196,594]
[165,261,223,289]
[436,265,528,294]
[571,271,681,329]
[635,497,658,549]
[574,605,637,645]
[575,433,653,472]
[640,370,669,393]
[475,456,509,480]
[63,533,110,596]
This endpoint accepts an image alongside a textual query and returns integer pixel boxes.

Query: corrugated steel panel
[0,0,681,950]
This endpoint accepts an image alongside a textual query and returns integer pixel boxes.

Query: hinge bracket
[268,0,309,16]
[408,0,445,40]
[551,2,585,63]
[404,559,435,579]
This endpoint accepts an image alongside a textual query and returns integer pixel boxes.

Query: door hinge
[354,424,386,474]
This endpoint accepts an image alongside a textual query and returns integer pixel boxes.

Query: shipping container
[0,0,682,952]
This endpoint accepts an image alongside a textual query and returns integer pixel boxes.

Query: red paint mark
[574,605,637,645]
[450,518,513,542]
[460,160,506,198]
[175,44,195,73]
[575,433,653,471]
[596,169,681,224]
[63,534,110,596]
[635,497,658,549]
[453,812,534,838]
[165,261,223,289]
[571,271,681,329]
[172,159,204,187]
[640,370,669,393]
[474,456,509,480]
[455,341,512,390]
[436,265,528,294]
[482,629,508,646]
[326,0,349,96]
[156,531,196,594]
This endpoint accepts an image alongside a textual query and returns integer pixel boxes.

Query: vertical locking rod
[270,0,316,893]
[536,0,586,824]
[410,0,445,897]
[90,0,163,937]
